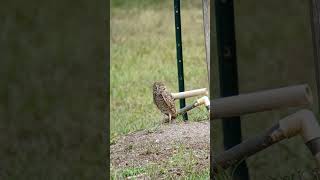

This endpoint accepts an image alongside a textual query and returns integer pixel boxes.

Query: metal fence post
[174,0,188,121]
[214,0,249,179]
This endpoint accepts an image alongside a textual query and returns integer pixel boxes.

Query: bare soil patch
[111,121,210,171]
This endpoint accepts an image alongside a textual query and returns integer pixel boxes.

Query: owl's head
[153,81,166,92]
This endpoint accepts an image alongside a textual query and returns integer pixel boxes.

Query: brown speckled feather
[153,82,177,120]
[161,91,177,117]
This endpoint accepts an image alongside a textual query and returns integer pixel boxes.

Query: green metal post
[214,0,249,179]
[174,0,188,121]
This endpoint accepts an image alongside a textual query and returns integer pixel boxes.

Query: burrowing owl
[153,82,177,123]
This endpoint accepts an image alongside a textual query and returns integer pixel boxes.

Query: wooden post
[202,0,210,82]
[210,0,215,178]
[310,0,320,113]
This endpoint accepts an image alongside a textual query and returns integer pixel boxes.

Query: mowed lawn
[110,1,209,179]
[110,2,208,140]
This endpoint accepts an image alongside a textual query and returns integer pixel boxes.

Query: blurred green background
[111,0,320,179]
[0,1,105,179]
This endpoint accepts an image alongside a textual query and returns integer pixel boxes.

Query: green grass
[110,1,209,178]
[110,2,208,140]
[111,145,209,179]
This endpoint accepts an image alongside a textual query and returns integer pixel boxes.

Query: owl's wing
[161,91,176,114]
[153,92,157,104]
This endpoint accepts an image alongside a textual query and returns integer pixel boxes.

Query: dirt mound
[111,121,209,171]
